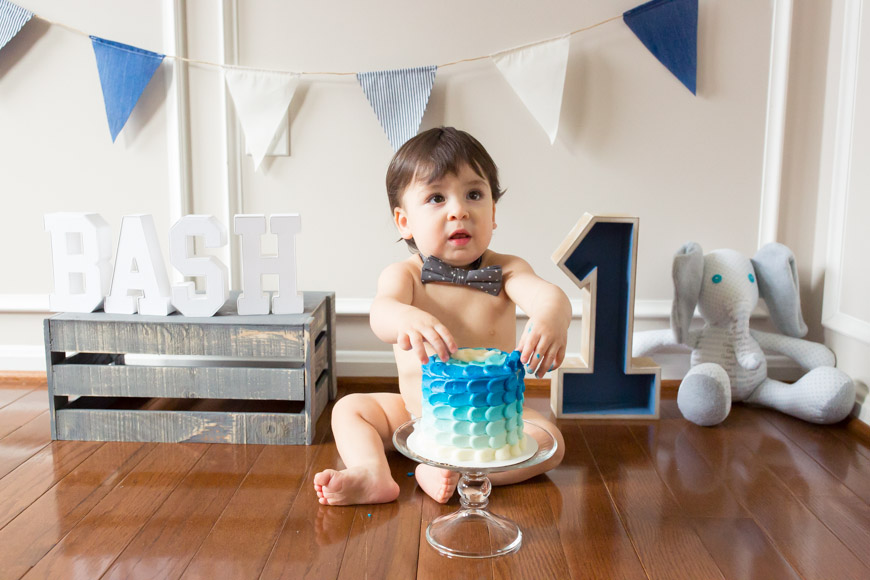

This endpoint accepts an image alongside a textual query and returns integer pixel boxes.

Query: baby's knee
[332,392,395,428]
[331,393,368,423]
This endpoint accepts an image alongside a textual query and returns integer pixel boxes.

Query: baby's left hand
[517,318,567,378]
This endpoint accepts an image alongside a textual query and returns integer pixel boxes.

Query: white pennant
[225,69,299,170]
[491,36,570,144]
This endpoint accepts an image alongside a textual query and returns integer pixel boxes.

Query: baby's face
[394,163,496,267]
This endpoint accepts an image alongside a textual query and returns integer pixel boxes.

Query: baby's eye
[467,190,483,201]
[427,194,445,204]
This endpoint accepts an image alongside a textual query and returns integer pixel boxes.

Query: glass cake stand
[393,419,557,558]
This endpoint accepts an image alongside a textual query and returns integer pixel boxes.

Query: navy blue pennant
[91,36,165,142]
[623,0,697,95]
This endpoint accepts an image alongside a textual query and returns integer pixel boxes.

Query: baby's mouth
[448,230,472,245]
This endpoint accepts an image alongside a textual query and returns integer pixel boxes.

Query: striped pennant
[357,65,437,151]
[91,36,165,142]
[0,0,32,52]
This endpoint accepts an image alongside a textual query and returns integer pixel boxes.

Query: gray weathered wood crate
[43,291,336,445]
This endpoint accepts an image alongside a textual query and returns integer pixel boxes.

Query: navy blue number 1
[551,215,660,418]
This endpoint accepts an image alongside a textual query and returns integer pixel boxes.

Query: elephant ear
[751,243,808,337]
[671,242,704,345]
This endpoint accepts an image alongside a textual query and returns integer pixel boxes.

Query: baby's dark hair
[386,127,505,252]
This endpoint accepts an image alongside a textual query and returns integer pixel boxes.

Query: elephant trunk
[731,303,762,371]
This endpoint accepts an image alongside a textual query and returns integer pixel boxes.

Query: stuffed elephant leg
[745,368,855,424]
[678,363,732,426]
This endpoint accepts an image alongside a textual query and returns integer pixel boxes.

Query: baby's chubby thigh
[331,391,411,450]
[373,392,414,450]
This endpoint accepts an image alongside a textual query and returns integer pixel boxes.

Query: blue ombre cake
[419,348,527,463]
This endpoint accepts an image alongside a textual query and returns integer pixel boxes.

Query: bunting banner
[0,0,32,52]
[225,69,299,170]
[623,0,697,95]
[91,36,165,142]
[491,36,570,145]
[357,65,437,151]
[1,3,701,148]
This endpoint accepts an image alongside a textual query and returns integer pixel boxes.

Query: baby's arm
[502,256,572,378]
[370,262,457,363]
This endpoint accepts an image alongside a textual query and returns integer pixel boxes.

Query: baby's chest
[414,283,516,346]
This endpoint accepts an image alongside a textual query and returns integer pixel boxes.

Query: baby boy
[314,127,570,505]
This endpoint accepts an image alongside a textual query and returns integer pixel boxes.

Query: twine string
[37,12,622,76]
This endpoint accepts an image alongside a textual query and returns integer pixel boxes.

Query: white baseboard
[0,295,51,313]
[0,345,46,371]
[333,298,764,320]
[0,295,769,320]
[334,352,801,382]
[0,292,786,378]
[336,350,398,377]
[0,346,403,375]
[4,342,801,384]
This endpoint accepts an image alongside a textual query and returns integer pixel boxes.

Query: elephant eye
[748,273,755,283]
[712,274,722,284]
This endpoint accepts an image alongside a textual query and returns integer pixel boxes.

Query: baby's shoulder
[486,250,532,273]
[374,257,422,300]
[378,256,423,284]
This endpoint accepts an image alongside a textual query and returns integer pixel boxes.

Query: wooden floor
[2,379,870,580]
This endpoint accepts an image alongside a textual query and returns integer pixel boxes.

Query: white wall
[809,0,870,426]
[0,0,173,358]
[5,0,865,424]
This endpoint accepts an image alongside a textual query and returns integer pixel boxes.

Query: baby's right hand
[397,310,457,364]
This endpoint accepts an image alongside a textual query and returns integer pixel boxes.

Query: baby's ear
[393,207,413,239]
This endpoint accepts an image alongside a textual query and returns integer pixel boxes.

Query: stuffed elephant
[634,242,855,426]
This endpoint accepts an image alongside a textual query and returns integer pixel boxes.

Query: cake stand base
[427,507,521,558]
[393,420,557,559]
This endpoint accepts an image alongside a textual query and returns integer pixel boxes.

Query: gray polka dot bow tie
[420,255,503,296]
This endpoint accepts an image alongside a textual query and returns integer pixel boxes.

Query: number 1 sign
[551,214,661,419]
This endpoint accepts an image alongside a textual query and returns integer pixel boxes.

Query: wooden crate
[43,291,336,445]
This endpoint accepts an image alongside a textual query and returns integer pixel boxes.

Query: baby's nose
[447,200,469,219]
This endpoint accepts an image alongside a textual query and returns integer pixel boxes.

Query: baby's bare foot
[415,464,459,503]
[313,466,400,506]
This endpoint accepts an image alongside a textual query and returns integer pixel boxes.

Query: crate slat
[244,411,309,444]
[313,370,329,424]
[325,294,338,399]
[55,408,307,444]
[313,334,329,386]
[309,300,327,341]
[49,320,307,359]
[51,365,306,400]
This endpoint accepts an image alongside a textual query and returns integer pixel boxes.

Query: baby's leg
[314,392,409,505]
[489,408,565,486]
